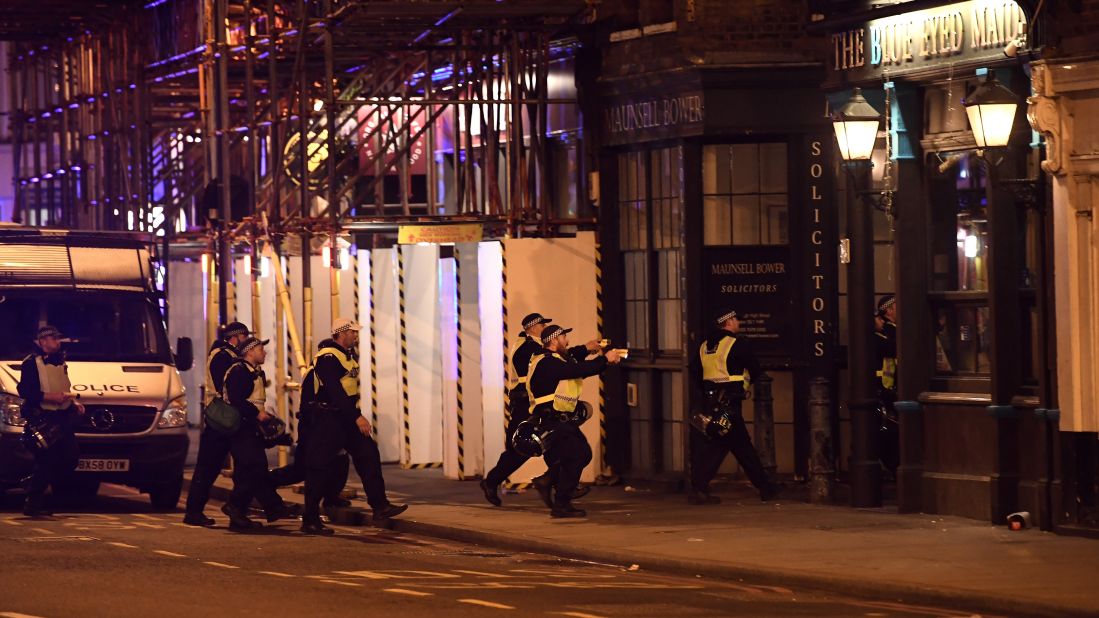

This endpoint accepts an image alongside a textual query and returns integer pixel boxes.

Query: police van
[0,228,194,509]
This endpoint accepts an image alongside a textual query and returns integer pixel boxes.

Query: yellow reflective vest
[312,345,360,398]
[221,361,267,411]
[699,336,750,389]
[526,352,583,413]
[204,344,238,406]
[34,356,73,411]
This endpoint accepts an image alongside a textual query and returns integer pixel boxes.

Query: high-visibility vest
[699,336,750,388]
[526,352,582,413]
[34,356,73,411]
[312,346,360,398]
[221,361,266,410]
[877,358,897,390]
[508,336,531,389]
[204,344,237,406]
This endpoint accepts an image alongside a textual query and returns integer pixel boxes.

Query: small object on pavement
[627,564,640,572]
[1007,511,1032,531]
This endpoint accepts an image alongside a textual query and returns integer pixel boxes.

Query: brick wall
[597,0,827,80]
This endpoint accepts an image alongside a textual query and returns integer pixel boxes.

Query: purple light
[86,97,96,103]
[30,177,40,183]
[41,112,51,119]
[68,103,79,109]
[54,108,62,114]
[88,134,97,140]
[43,173,53,180]
[72,165,82,171]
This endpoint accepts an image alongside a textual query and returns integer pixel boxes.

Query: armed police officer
[185,322,296,527]
[218,336,285,531]
[875,294,899,479]
[18,325,85,517]
[298,318,407,535]
[689,309,782,504]
[526,325,621,518]
[480,312,601,507]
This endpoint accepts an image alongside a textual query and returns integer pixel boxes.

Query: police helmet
[511,419,548,458]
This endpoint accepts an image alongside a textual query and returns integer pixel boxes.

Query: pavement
[183,463,1099,618]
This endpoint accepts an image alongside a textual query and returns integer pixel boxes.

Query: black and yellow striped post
[455,245,466,480]
[596,239,610,476]
[501,241,510,428]
[367,250,379,438]
[398,247,412,465]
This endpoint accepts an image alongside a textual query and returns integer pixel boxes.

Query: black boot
[760,481,786,502]
[183,512,216,527]
[550,503,586,519]
[372,503,408,521]
[265,502,302,523]
[300,518,335,536]
[479,479,502,507]
[573,485,590,500]
[221,503,262,531]
[23,494,52,517]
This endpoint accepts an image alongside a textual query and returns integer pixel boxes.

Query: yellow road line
[453,569,513,578]
[383,588,433,597]
[133,513,161,520]
[153,550,186,558]
[203,561,239,569]
[31,527,52,535]
[258,571,296,578]
[133,522,165,529]
[2,519,23,526]
[334,570,393,579]
[459,599,515,610]
[107,542,138,549]
[319,579,361,587]
[0,611,48,618]
[554,612,608,618]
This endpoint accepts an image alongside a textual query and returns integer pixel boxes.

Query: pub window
[703,143,789,246]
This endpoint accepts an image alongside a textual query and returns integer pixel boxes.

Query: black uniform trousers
[542,419,591,508]
[878,388,899,478]
[301,409,389,521]
[483,392,532,487]
[226,420,276,511]
[186,424,287,516]
[23,417,79,496]
[689,398,768,493]
[267,412,350,501]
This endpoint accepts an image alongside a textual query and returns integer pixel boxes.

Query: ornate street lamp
[832,87,882,161]
[964,74,1019,149]
[832,87,884,508]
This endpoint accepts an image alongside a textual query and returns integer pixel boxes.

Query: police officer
[184,322,296,527]
[219,336,280,531]
[526,325,621,518]
[17,325,85,517]
[299,318,407,535]
[689,309,782,504]
[480,313,600,507]
[875,294,899,478]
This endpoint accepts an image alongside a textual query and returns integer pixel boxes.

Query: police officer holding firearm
[185,322,297,527]
[526,324,621,518]
[480,312,601,507]
[875,294,899,479]
[299,318,407,535]
[689,309,782,504]
[18,325,85,517]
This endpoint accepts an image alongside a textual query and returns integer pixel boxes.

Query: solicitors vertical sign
[806,135,838,372]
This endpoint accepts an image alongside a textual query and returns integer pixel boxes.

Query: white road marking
[107,542,138,549]
[30,528,52,535]
[453,569,513,578]
[153,550,186,558]
[459,599,516,610]
[319,580,361,587]
[334,570,393,580]
[1,612,49,618]
[554,612,608,618]
[203,561,239,569]
[383,588,433,597]
[132,514,162,520]
[258,571,295,578]
[132,522,165,529]
[2,519,23,526]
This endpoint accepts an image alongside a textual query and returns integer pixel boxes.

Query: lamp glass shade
[963,75,1019,148]
[831,87,881,161]
[833,119,880,161]
[965,102,1017,148]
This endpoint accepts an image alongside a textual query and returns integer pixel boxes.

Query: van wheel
[149,478,183,511]
[55,480,100,508]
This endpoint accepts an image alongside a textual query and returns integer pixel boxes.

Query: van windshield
[0,291,171,363]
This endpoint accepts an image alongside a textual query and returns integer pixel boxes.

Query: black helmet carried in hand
[511,418,550,458]
[258,415,288,442]
[570,401,592,426]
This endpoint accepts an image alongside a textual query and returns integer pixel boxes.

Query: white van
[0,228,194,509]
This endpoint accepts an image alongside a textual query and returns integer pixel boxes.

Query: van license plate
[76,459,130,472]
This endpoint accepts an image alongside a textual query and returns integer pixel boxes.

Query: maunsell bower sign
[830,1,1027,79]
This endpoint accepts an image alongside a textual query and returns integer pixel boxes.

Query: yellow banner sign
[398,223,483,245]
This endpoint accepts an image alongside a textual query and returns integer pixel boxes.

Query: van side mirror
[175,337,194,372]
